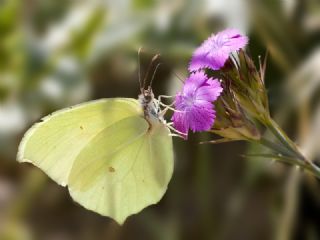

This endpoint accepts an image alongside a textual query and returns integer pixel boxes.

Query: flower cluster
[172,28,248,138]
[170,28,320,179]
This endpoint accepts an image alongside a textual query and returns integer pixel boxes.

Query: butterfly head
[140,86,154,104]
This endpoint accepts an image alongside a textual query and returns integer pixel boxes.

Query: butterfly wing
[68,117,174,224]
[17,97,174,224]
[17,98,142,186]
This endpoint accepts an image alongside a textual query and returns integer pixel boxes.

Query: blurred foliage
[0,0,320,239]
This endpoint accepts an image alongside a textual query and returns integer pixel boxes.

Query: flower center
[184,95,195,107]
[210,36,227,50]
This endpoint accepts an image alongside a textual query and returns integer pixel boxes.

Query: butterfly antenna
[160,62,185,84]
[172,71,185,84]
[149,63,163,88]
[138,47,143,91]
[143,54,160,90]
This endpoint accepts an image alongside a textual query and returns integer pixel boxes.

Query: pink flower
[189,28,248,72]
[172,71,223,138]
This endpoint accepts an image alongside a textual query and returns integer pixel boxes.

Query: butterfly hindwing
[68,116,173,224]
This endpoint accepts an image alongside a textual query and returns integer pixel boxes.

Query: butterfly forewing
[17,98,142,186]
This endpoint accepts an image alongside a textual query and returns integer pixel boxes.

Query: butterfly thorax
[138,88,163,128]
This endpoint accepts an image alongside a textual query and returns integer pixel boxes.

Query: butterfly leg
[155,95,187,138]
[157,95,173,104]
[158,107,169,118]
[169,133,185,139]
[158,95,173,109]
[154,99,183,113]
[165,123,187,138]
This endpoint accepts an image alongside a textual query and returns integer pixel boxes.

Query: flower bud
[221,50,270,122]
[211,83,261,141]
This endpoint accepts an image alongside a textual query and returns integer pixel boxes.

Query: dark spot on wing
[108,166,115,173]
[80,125,84,130]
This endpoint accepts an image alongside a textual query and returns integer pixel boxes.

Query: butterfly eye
[143,89,152,101]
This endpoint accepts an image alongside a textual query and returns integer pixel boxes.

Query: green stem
[264,117,305,161]
[258,124,320,179]
[277,156,320,179]
[246,153,320,179]
[257,118,320,179]
[257,137,294,158]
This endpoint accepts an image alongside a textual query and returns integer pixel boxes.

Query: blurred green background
[1,0,320,239]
